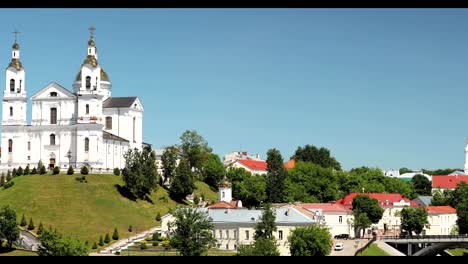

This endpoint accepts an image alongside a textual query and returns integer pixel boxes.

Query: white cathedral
[0,31,144,172]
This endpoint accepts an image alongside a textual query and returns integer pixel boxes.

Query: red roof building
[208,200,242,209]
[426,206,456,214]
[432,175,468,190]
[302,203,351,213]
[335,192,417,208]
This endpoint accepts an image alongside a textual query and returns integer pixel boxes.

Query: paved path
[330,239,367,256]
[374,240,406,256]
[95,226,161,255]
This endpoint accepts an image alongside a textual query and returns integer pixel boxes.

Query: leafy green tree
[291,144,341,171]
[288,225,333,256]
[112,228,119,240]
[234,174,267,208]
[67,166,74,175]
[236,237,280,256]
[352,195,384,237]
[457,199,468,234]
[0,174,4,187]
[122,146,159,199]
[12,168,17,177]
[169,158,195,201]
[31,167,38,175]
[24,164,30,175]
[17,166,23,176]
[161,145,179,185]
[98,235,104,246]
[7,170,12,180]
[20,214,27,227]
[384,177,414,199]
[411,174,432,196]
[80,166,89,175]
[155,212,161,222]
[266,148,286,203]
[38,229,89,256]
[28,217,35,230]
[169,207,216,256]
[113,168,120,176]
[227,167,252,199]
[201,153,226,189]
[254,203,277,240]
[422,168,462,176]
[431,190,449,206]
[399,167,412,175]
[104,233,110,243]
[398,207,429,236]
[353,212,372,238]
[37,222,44,235]
[0,206,20,248]
[40,165,47,175]
[179,130,212,172]
[53,166,60,175]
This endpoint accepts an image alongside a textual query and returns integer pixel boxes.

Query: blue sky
[1,8,468,171]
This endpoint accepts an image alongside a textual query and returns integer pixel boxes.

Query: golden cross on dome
[88,26,96,38]
[13,30,19,42]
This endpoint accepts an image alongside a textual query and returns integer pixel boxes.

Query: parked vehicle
[334,234,350,239]
[334,243,344,251]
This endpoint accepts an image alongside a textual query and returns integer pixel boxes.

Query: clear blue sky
[1,8,468,171]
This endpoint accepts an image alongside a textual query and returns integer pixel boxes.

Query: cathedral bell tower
[2,31,27,126]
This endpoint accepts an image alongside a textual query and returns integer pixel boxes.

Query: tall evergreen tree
[161,145,179,185]
[254,203,277,240]
[169,158,195,201]
[24,164,30,175]
[122,146,159,199]
[266,148,286,203]
[112,227,119,240]
[0,174,5,187]
[20,214,27,227]
[28,217,35,230]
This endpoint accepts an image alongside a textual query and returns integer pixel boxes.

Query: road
[330,239,367,256]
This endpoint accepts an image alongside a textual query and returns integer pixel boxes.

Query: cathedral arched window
[86,104,89,115]
[9,107,13,117]
[106,116,112,129]
[8,139,13,153]
[19,80,22,92]
[50,134,56,146]
[85,76,91,90]
[85,138,89,152]
[50,108,57,124]
[10,79,15,92]
[133,117,136,142]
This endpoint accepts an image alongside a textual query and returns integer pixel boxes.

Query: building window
[234,244,237,250]
[226,244,229,250]
[85,104,89,115]
[8,139,13,153]
[27,156,30,161]
[85,76,91,90]
[50,107,57,124]
[85,138,89,152]
[339,216,343,223]
[278,230,283,240]
[10,79,14,92]
[245,231,249,240]
[234,230,237,239]
[28,141,30,151]
[222,191,225,198]
[133,117,136,142]
[50,92,57,97]
[50,134,56,145]
[108,145,110,154]
[9,107,13,117]
[226,230,229,239]
[106,116,112,129]
[219,230,223,239]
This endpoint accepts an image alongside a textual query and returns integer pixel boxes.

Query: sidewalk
[374,240,406,256]
[96,226,161,255]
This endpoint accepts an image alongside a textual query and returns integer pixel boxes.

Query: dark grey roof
[102,97,137,108]
[413,196,433,206]
[103,131,129,142]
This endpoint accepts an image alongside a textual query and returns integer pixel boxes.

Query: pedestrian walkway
[95,226,161,255]
[374,240,406,256]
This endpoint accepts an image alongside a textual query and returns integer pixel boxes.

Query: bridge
[380,235,468,256]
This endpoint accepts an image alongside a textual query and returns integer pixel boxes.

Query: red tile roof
[302,203,351,212]
[284,159,296,169]
[432,175,468,189]
[335,192,417,207]
[426,206,456,214]
[208,200,241,209]
[237,159,267,171]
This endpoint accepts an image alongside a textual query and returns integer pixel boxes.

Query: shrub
[145,236,153,241]
[31,167,37,175]
[53,166,60,175]
[37,222,44,235]
[84,241,89,247]
[193,195,200,205]
[92,242,98,249]
[39,165,47,175]
[67,166,74,175]
[17,166,23,176]
[0,174,5,187]
[140,241,147,250]
[28,218,35,230]
[20,214,27,227]
[113,168,120,176]
[162,240,171,250]
[3,181,14,189]
[112,227,119,240]
[81,166,89,175]
[155,212,162,222]
[24,164,30,175]
[98,235,104,246]
[12,168,17,177]
[152,241,158,246]
[104,233,110,243]
[75,176,87,183]
[7,170,11,179]
[152,232,160,241]
[128,225,133,232]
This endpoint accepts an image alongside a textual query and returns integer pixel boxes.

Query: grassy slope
[447,248,468,256]
[0,174,216,247]
[358,244,390,256]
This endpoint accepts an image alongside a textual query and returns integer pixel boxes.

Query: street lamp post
[66,151,72,168]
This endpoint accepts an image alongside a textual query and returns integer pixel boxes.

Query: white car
[334,243,344,251]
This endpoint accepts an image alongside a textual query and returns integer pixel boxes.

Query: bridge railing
[381,234,468,240]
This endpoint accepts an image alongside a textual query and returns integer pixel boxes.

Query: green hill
[0,174,217,248]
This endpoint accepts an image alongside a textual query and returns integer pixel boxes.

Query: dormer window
[50,92,58,97]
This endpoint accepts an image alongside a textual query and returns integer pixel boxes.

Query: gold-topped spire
[12,30,20,50]
[88,26,96,38]
[88,26,96,47]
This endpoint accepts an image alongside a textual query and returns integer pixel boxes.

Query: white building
[0,31,144,172]
[425,206,457,235]
[227,159,267,175]
[383,170,400,177]
[223,151,262,166]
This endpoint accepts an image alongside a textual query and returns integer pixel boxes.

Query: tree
[227,167,252,200]
[53,166,60,175]
[352,195,384,237]
[169,207,216,256]
[104,233,110,243]
[128,225,133,232]
[179,130,212,171]
[24,164,30,175]
[353,212,372,238]
[31,167,37,175]
[201,153,226,189]
[17,166,24,176]
[6,170,12,181]
[431,190,449,206]
[411,174,432,196]
[98,235,104,246]
[122,146,159,199]
[38,229,89,256]
[457,200,468,234]
[398,207,429,236]
[399,167,412,175]
[233,174,267,208]
[266,148,286,203]
[254,203,277,240]
[236,237,280,256]
[161,145,179,185]
[113,168,120,176]
[155,212,161,221]
[291,144,341,171]
[40,164,47,175]
[169,158,195,201]
[28,217,35,230]
[38,222,44,235]
[67,166,74,175]
[20,214,27,227]
[112,228,119,240]
[288,225,333,256]
[0,174,4,187]
[92,242,98,249]
[0,206,20,248]
[12,168,17,177]
[80,166,89,175]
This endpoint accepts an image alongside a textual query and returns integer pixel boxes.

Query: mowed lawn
[0,174,216,247]
[358,244,390,256]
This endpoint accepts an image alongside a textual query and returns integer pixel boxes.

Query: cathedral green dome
[7,58,23,71]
